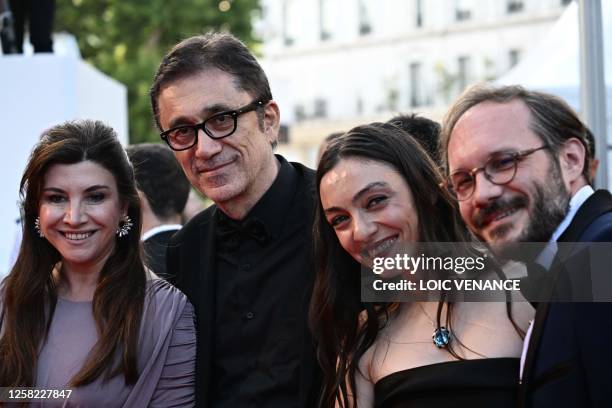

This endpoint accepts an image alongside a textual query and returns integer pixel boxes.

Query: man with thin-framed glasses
[150,32,321,408]
[442,84,612,408]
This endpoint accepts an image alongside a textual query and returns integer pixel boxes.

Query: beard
[516,179,569,243]
[473,159,570,261]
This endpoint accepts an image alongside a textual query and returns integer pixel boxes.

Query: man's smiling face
[447,99,570,253]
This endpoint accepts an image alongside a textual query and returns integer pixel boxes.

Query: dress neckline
[57,296,92,304]
[375,357,519,387]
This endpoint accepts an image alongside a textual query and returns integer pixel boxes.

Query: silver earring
[116,215,133,237]
[34,216,44,238]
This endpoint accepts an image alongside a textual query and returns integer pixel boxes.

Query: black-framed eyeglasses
[445,145,550,201]
[160,99,267,151]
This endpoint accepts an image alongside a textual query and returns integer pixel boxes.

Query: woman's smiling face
[320,157,419,266]
[38,160,126,274]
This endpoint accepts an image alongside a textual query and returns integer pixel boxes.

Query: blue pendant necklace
[432,327,452,348]
[418,303,452,348]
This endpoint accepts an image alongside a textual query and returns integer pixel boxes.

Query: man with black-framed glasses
[150,32,321,408]
[442,84,612,408]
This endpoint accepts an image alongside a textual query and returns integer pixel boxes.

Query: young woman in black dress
[311,122,532,408]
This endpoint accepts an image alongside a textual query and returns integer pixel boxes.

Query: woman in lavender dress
[0,120,195,407]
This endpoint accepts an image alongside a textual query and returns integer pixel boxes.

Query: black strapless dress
[374,358,519,408]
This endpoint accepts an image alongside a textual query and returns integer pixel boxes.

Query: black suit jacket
[143,227,180,280]
[166,160,321,408]
[519,190,612,408]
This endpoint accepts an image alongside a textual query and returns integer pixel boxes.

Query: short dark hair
[126,143,190,219]
[441,84,591,182]
[388,113,441,164]
[150,32,273,131]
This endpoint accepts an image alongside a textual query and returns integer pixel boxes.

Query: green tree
[55,0,260,143]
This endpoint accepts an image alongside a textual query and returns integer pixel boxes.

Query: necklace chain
[416,302,437,327]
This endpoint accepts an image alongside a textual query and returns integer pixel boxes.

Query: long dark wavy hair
[0,120,147,387]
[310,122,519,408]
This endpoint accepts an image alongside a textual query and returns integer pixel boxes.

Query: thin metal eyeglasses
[445,145,550,201]
[160,99,267,151]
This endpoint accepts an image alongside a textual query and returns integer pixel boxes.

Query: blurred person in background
[182,189,208,223]
[5,0,54,53]
[387,113,442,166]
[127,143,190,280]
[317,131,344,164]
[0,120,195,406]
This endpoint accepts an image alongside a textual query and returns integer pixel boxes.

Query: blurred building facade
[257,0,571,166]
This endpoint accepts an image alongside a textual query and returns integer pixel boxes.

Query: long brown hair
[0,120,147,387]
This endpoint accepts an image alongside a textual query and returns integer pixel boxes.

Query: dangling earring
[34,216,45,238]
[116,215,133,237]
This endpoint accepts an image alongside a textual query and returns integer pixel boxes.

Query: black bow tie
[216,213,270,251]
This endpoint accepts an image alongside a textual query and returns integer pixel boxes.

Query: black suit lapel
[519,300,550,406]
[557,190,612,243]
[519,258,556,405]
[196,214,218,408]
[549,190,612,285]
[519,190,612,407]
[292,165,321,408]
